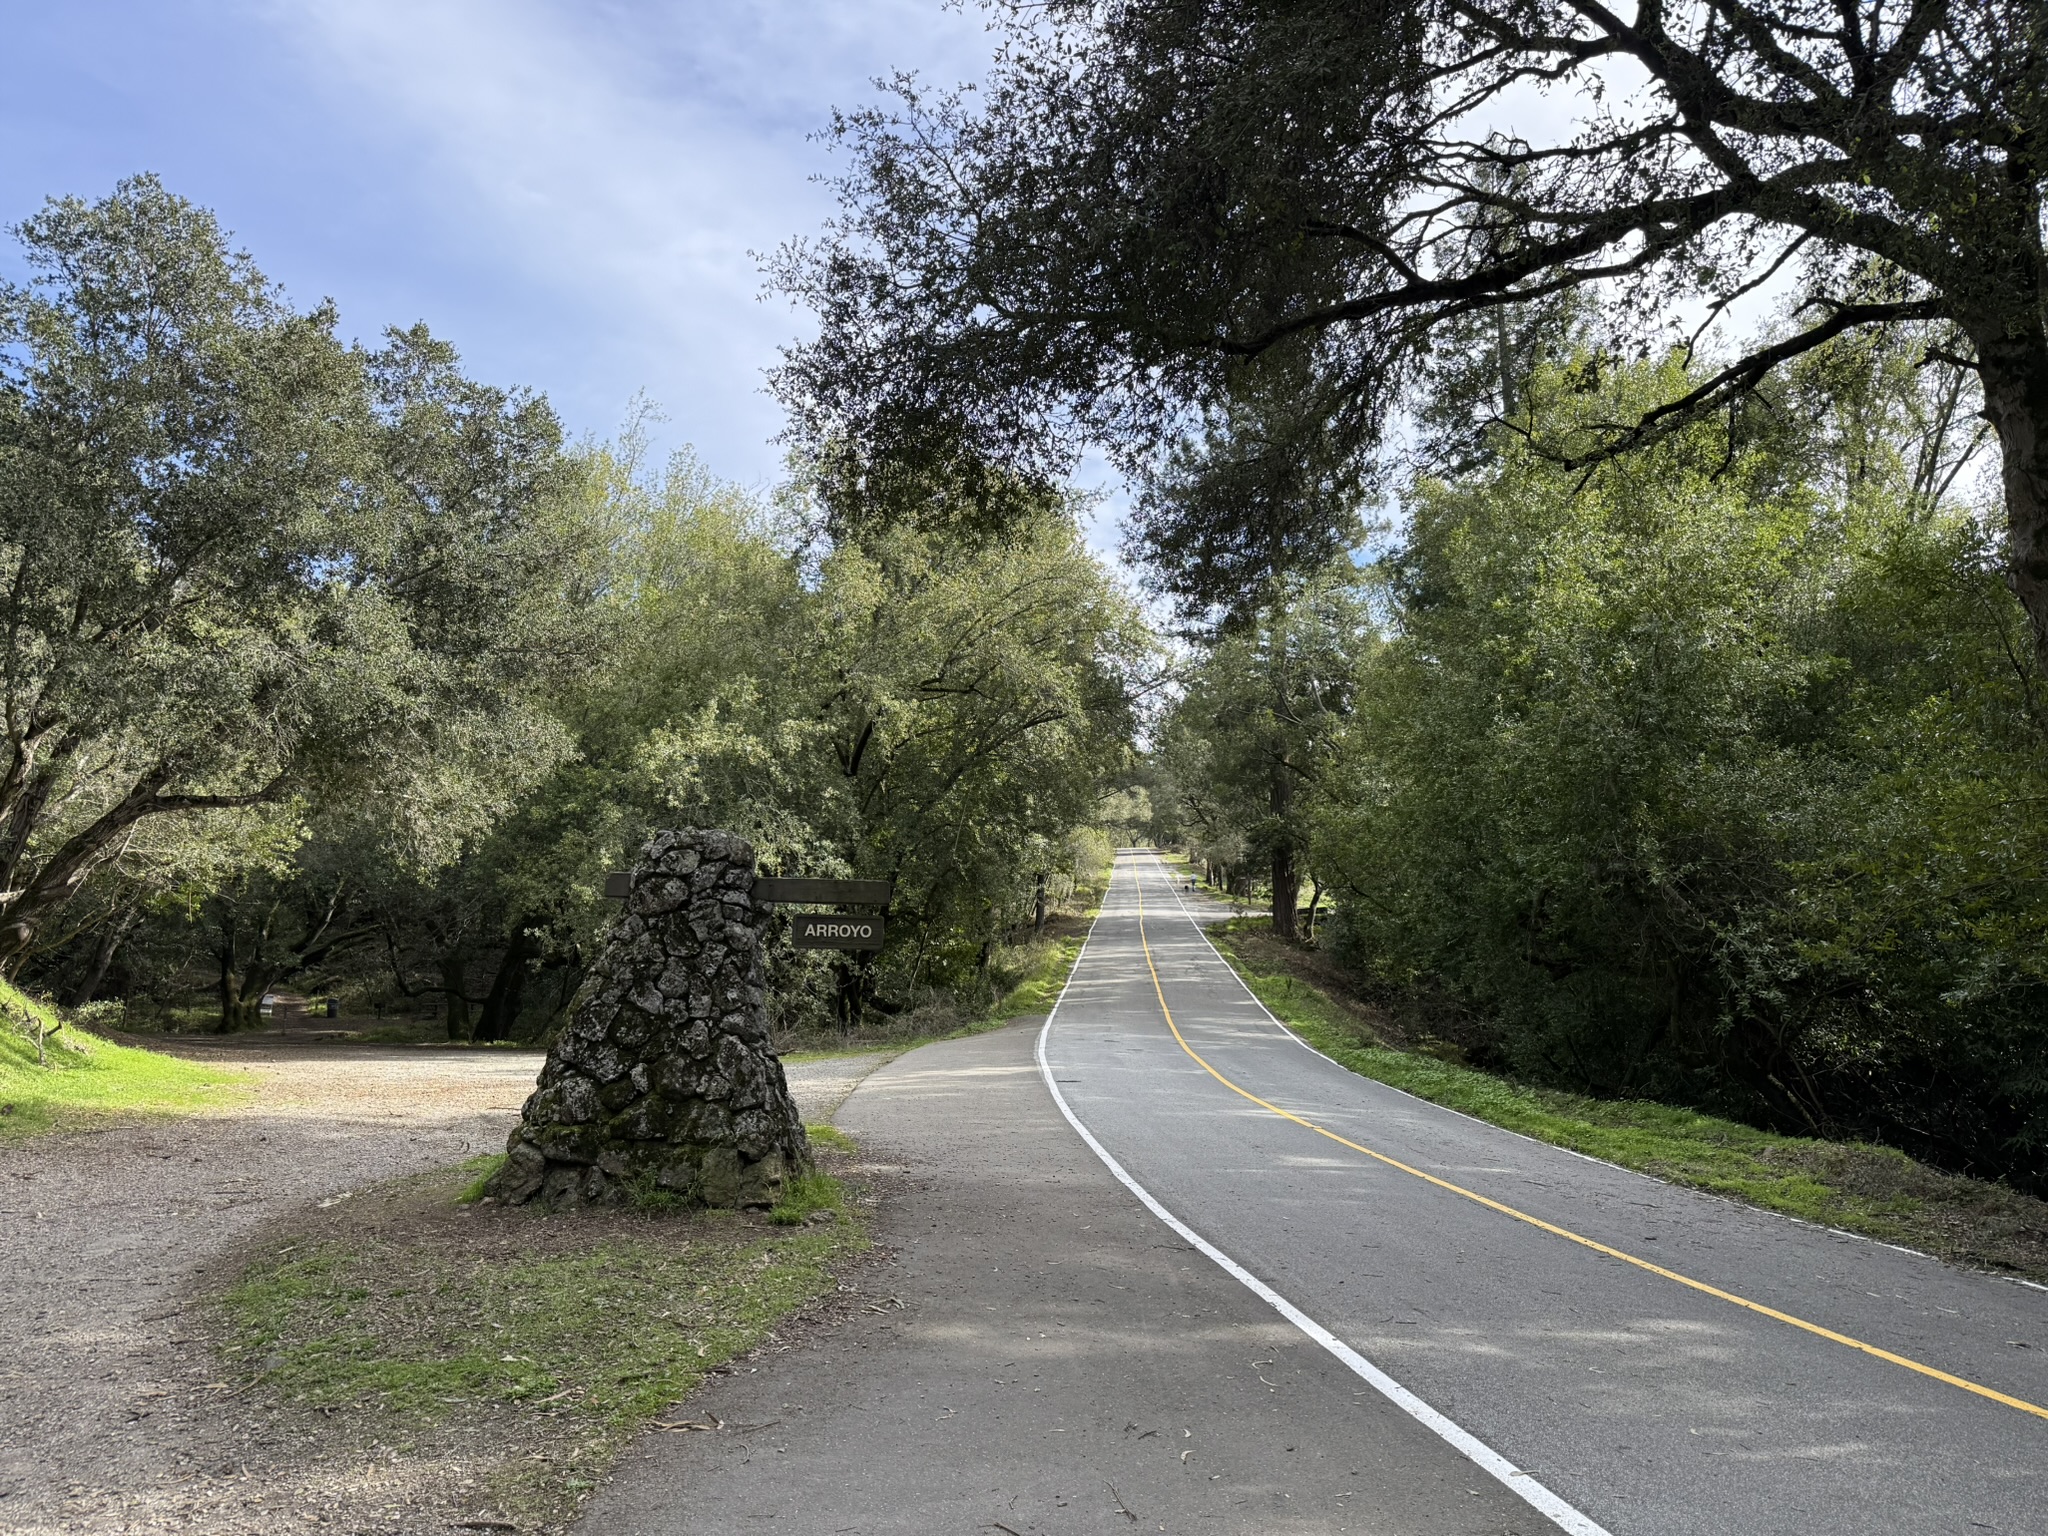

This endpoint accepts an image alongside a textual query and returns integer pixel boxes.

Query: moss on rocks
[487,830,810,1209]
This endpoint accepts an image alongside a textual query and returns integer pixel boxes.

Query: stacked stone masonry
[486,829,810,1208]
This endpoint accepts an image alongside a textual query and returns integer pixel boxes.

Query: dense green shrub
[1316,361,2048,1191]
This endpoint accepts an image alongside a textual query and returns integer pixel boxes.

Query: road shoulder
[576,1020,1526,1536]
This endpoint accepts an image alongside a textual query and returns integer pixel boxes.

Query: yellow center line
[1126,861,2048,1425]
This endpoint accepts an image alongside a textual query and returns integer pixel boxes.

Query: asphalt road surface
[581,1018,1544,1535]
[1041,853,2048,1535]
[582,852,2045,1534]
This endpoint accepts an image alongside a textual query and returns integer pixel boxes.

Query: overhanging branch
[1544,297,1947,470]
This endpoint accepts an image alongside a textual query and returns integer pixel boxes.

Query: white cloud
[256,0,993,483]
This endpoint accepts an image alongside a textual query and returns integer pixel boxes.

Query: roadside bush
[1318,363,2048,1192]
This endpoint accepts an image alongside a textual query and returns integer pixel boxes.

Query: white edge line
[1034,858,1613,1536]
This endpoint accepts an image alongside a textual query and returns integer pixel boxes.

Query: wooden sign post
[603,870,892,951]
[753,878,893,907]
[759,876,892,951]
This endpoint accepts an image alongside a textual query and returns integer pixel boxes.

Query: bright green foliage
[987,935,1086,1019]
[316,444,1145,1040]
[0,177,597,994]
[1155,567,1363,936]
[767,1170,846,1225]
[802,1122,858,1153]
[1315,356,2048,1188]
[0,979,246,1133]
[579,469,1146,1028]
[5,182,1147,1041]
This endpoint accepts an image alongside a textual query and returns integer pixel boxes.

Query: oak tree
[0,178,584,969]
[777,1,2048,647]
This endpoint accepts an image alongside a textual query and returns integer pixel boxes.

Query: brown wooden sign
[790,913,885,950]
[753,877,893,907]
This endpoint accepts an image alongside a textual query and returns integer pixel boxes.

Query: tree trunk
[1032,871,1048,935]
[1269,755,1300,942]
[67,914,131,1008]
[832,958,863,1034]
[0,767,171,972]
[0,766,284,974]
[1271,842,1301,941]
[473,921,534,1043]
[1977,326,2048,671]
[219,991,263,1032]
[217,943,240,1033]
[441,951,472,1040]
[214,922,267,1032]
[1305,877,1324,943]
[0,733,76,902]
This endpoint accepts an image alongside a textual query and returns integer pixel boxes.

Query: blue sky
[0,0,998,494]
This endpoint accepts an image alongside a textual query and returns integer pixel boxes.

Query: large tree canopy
[0,177,593,969]
[775,0,2047,637]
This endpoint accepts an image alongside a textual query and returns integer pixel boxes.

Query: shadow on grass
[213,1144,870,1530]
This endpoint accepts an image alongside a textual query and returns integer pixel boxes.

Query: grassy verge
[0,984,248,1136]
[1204,921,2048,1282]
[768,1169,847,1225]
[214,1151,868,1529]
[802,1121,857,1153]
[986,933,1086,1020]
[972,844,1112,1024]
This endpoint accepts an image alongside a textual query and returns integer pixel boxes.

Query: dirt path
[0,1037,883,1535]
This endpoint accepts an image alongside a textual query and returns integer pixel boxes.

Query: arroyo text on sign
[790,914,885,951]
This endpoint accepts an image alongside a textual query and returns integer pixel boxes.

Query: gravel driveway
[0,1035,886,1535]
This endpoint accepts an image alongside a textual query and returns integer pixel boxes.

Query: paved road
[1043,854,2048,1535]
[579,1020,1546,1534]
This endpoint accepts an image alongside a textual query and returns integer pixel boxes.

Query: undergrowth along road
[774,919,1094,1059]
[1205,918,2048,1284]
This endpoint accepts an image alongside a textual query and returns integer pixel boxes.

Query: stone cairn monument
[485,829,810,1209]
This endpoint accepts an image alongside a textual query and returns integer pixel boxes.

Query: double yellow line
[1128,864,2048,1425]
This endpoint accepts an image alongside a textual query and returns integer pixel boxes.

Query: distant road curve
[1041,852,2047,1536]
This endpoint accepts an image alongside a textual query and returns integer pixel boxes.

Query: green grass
[781,1046,894,1065]
[1204,922,2048,1279]
[967,858,1113,1028]
[0,983,248,1136]
[226,1236,856,1425]
[768,1169,847,1226]
[803,1122,857,1153]
[457,1152,508,1203]
[216,1152,870,1527]
[987,933,1086,1020]
[222,1223,856,1423]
